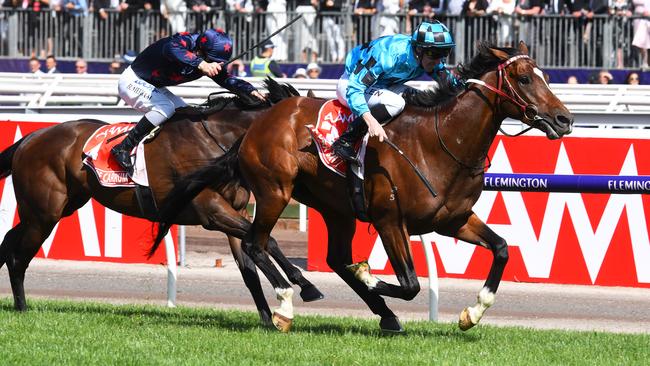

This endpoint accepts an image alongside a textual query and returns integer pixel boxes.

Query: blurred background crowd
[1,0,650,83]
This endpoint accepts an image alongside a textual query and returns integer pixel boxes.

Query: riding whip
[224,15,303,67]
[383,138,438,198]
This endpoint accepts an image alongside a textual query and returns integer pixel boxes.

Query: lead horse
[153,42,574,332]
[0,80,323,326]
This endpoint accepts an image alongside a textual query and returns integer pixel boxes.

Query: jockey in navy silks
[111,29,265,176]
[332,20,462,165]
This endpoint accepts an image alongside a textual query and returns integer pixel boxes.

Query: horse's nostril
[555,114,573,127]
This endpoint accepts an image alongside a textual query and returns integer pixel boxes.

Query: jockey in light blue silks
[332,20,461,165]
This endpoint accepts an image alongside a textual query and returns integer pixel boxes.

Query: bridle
[435,54,542,173]
[466,54,543,136]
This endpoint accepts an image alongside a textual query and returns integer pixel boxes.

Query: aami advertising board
[307,128,650,288]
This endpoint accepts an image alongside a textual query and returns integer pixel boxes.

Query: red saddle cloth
[307,99,362,177]
[82,123,140,187]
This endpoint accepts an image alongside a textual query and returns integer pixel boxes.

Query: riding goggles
[420,47,451,59]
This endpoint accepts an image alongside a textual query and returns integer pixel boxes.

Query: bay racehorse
[0,80,323,326]
[152,41,574,332]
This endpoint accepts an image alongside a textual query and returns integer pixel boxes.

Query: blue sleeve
[162,34,204,69]
[345,48,393,116]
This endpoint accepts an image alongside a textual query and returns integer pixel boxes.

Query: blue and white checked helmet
[411,20,455,50]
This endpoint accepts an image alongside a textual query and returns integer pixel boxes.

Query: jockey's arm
[210,71,265,101]
[345,49,393,117]
[345,49,393,142]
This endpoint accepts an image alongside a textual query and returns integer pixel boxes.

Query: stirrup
[111,146,134,175]
[332,140,360,165]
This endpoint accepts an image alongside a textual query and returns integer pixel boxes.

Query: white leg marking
[350,262,379,289]
[274,287,294,319]
[467,287,495,324]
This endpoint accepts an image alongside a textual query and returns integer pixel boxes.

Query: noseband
[466,54,540,129]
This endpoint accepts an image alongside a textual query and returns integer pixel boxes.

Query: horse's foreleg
[266,237,324,302]
[452,212,509,331]
[226,234,273,327]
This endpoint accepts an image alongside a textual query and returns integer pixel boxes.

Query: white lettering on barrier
[0,128,21,241]
[78,201,101,257]
[369,140,650,284]
[104,208,122,258]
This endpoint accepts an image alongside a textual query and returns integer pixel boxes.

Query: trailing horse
[153,42,574,332]
[0,79,323,326]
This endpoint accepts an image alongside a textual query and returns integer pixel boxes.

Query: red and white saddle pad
[82,123,150,187]
[306,99,369,177]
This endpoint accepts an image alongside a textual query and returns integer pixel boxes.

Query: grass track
[0,299,647,365]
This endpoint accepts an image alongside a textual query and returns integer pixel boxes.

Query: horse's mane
[198,78,300,114]
[403,41,523,108]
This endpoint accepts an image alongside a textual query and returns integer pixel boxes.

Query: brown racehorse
[0,80,323,326]
[152,42,574,333]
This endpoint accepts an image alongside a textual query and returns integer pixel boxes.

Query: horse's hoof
[458,308,476,331]
[300,285,325,302]
[272,311,293,333]
[380,316,405,334]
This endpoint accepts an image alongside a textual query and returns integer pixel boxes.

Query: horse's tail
[0,138,25,180]
[149,137,245,257]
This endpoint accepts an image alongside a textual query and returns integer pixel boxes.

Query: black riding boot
[331,116,368,165]
[110,116,156,176]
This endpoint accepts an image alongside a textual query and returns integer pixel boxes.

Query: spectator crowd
[4,0,650,71]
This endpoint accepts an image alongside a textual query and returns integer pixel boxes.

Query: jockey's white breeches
[118,66,187,126]
[336,72,409,121]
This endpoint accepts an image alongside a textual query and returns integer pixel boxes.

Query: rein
[434,107,490,174]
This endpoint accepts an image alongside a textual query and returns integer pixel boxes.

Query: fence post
[299,204,307,232]
[421,235,438,321]
[164,231,177,307]
[83,14,93,59]
[7,11,18,57]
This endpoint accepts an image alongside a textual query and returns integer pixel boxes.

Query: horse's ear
[518,41,529,55]
[307,89,315,98]
[489,47,510,61]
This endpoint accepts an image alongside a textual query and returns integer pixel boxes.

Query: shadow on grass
[0,298,480,341]
[295,320,481,341]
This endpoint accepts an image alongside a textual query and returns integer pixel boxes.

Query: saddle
[306,99,370,222]
[82,123,159,219]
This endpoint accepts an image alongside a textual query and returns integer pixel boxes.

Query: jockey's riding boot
[110,116,156,176]
[332,115,368,166]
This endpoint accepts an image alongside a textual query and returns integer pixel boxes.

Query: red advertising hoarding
[0,120,174,264]
[308,131,650,288]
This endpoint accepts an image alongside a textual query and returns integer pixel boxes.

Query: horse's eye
[519,76,531,85]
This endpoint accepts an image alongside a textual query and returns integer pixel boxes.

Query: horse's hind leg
[266,237,324,302]
[447,212,509,331]
[4,220,57,311]
[322,213,403,333]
